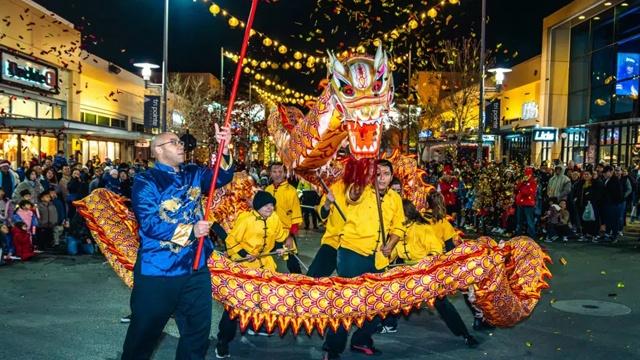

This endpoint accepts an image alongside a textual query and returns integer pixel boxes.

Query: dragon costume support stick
[193,0,260,270]
[317,175,346,221]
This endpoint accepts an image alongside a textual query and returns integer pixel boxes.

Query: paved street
[1,230,638,360]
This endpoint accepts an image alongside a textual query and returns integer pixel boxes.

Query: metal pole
[477,0,486,162]
[220,46,225,96]
[161,0,169,132]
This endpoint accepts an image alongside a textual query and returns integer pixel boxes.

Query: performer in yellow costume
[322,159,405,359]
[306,180,347,277]
[265,162,303,273]
[380,199,478,347]
[216,191,288,358]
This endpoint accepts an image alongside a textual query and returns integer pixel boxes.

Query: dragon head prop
[327,45,394,159]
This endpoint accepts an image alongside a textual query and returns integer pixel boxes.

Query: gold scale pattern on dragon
[76,189,551,336]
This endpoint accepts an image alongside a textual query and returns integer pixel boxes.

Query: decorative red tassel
[343,156,376,188]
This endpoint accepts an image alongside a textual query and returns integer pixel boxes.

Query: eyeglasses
[155,139,184,148]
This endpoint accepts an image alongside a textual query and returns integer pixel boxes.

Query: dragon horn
[374,44,387,74]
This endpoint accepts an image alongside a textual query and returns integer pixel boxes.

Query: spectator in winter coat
[47,188,67,246]
[0,160,19,198]
[88,167,105,192]
[515,167,537,238]
[52,150,68,171]
[104,169,121,195]
[438,168,460,217]
[0,188,13,226]
[576,171,602,238]
[12,168,44,204]
[602,166,623,241]
[66,212,95,255]
[36,192,58,250]
[11,221,35,261]
[67,169,89,220]
[547,166,571,201]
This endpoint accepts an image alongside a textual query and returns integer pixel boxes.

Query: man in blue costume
[121,124,234,360]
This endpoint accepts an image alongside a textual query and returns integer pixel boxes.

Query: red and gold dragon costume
[76,46,550,336]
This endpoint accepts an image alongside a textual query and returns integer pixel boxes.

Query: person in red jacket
[438,166,460,218]
[515,167,537,238]
[11,221,35,261]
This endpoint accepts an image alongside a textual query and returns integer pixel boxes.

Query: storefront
[560,128,589,165]
[532,127,558,165]
[501,131,532,165]
[594,121,640,166]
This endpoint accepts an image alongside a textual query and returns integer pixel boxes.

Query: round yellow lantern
[278,45,288,54]
[409,19,419,30]
[209,4,220,16]
[228,17,239,28]
[293,51,303,60]
[262,37,273,47]
[427,8,438,19]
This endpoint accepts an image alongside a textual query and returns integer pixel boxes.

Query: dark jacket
[603,176,623,205]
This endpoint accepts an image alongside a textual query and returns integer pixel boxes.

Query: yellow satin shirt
[316,180,347,249]
[265,182,302,232]
[225,210,288,271]
[392,222,444,264]
[339,186,406,269]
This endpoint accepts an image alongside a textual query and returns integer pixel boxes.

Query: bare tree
[167,73,221,143]
[428,38,494,142]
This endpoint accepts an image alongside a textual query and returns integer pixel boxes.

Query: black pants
[323,249,381,355]
[216,310,237,352]
[382,297,469,337]
[121,266,212,360]
[306,244,337,277]
[286,235,302,274]
[35,227,54,250]
[302,207,319,229]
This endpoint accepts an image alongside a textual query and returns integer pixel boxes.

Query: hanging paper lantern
[271,63,279,69]
[409,19,419,30]
[282,63,290,70]
[373,38,381,47]
[209,4,221,16]
[285,89,291,95]
[293,51,303,60]
[294,62,302,70]
[263,37,273,47]
[278,45,288,54]
[260,61,268,69]
[254,74,261,80]
[243,67,251,74]
[265,79,272,86]
[427,8,438,18]
[228,17,239,27]
[449,0,459,4]
[251,59,258,67]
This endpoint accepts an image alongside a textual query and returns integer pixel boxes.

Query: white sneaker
[562,237,568,242]
[215,348,231,358]
[246,328,272,337]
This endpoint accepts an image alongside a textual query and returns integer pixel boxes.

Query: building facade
[0,0,154,167]
[542,0,640,167]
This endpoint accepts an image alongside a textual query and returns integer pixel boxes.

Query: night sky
[31,0,573,98]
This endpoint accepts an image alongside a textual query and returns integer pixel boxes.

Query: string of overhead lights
[252,84,309,106]
[203,0,461,64]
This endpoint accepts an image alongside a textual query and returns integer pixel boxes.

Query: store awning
[0,118,153,141]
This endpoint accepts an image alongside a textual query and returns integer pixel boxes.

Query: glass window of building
[11,97,37,118]
[0,94,9,114]
[37,101,54,119]
[97,115,110,127]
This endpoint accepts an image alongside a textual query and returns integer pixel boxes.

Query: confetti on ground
[559,257,567,266]
[617,282,625,288]
[525,341,533,348]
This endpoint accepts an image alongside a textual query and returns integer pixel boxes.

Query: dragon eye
[341,85,355,97]
[372,80,383,93]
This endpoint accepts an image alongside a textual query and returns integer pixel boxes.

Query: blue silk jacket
[132,158,234,276]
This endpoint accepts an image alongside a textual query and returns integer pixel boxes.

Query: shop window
[97,115,110,127]
[570,21,590,60]
[615,0,640,41]
[589,85,614,120]
[111,118,126,129]
[37,102,54,119]
[568,90,589,125]
[83,112,97,124]
[132,123,145,132]
[53,104,63,119]
[0,94,9,115]
[591,9,614,52]
[11,97,36,118]
[569,56,590,93]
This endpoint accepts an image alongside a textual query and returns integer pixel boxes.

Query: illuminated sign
[482,134,496,142]
[521,101,539,120]
[533,128,557,142]
[0,51,59,93]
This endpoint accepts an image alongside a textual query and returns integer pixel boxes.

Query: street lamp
[133,62,160,82]
[488,67,512,90]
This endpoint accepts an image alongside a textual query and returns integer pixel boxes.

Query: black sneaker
[472,318,494,331]
[464,335,479,348]
[215,345,231,359]
[120,314,131,323]
[350,344,382,356]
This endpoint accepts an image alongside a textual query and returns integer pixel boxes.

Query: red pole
[193,0,259,270]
